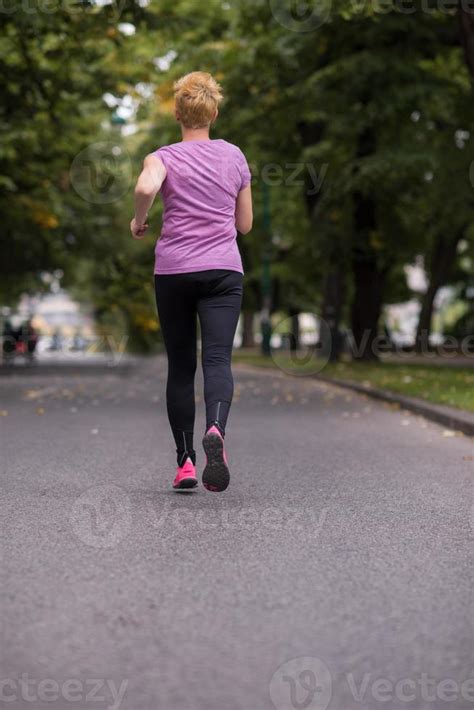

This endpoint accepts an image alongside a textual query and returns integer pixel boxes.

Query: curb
[314,375,474,437]
[233,362,474,437]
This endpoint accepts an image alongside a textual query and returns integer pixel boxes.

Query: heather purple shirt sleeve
[238,149,252,190]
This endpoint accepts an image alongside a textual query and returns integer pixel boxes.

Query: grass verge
[233,351,474,413]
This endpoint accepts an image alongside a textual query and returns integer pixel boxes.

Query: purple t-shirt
[153,139,251,275]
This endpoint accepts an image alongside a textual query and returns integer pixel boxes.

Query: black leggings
[155,269,243,465]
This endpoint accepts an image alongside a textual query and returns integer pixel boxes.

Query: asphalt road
[1,356,473,710]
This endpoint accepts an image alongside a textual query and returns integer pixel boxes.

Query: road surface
[1,357,473,710]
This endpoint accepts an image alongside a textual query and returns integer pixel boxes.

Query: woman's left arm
[130,154,167,239]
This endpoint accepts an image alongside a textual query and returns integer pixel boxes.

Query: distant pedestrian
[2,319,16,363]
[131,72,253,492]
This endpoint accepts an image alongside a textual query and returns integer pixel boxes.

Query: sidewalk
[314,373,474,437]
[234,361,474,437]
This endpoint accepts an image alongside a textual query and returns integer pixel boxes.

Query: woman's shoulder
[215,141,249,169]
[153,141,182,154]
[217,139,245,155]
[152,139,246,161]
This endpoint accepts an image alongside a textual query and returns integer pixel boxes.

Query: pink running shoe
[173,457,198,490]
[202,425,230,492]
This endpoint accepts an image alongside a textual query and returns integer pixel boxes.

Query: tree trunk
[350,122,388,362]
[321,267,345,362]
[415,282,438,354]
[298,120,348,361]
[351,244,387,361]
[459,2,474,80]
[415,230,464,352]
[288,306,300,352]
[350,189,387,361]
[241,311,255,348]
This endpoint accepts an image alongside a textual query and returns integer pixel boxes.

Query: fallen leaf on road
[23,387,55,400]
[442,430,456,437]
[24,389,42,400]
[36,408,45,415]
[0,410,8,416]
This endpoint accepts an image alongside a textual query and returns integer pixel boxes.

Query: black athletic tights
[155,269,243,466]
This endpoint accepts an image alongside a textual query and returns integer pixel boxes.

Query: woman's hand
[130,217,149,239]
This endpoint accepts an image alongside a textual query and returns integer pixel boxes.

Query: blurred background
[2,6,474,706]
[1,0,473,408]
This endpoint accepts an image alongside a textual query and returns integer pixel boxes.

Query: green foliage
[1,0,473,350]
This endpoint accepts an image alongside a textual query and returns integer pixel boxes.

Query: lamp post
[261,181,272,356]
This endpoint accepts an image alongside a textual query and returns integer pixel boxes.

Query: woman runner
[131,71,253,492]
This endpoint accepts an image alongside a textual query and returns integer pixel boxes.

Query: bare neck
[181,126,211,142]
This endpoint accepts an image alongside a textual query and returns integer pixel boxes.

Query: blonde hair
[173,72,224,129]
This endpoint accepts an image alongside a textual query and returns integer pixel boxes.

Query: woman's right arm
[235,184,253,235]
[131,154,166,239]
